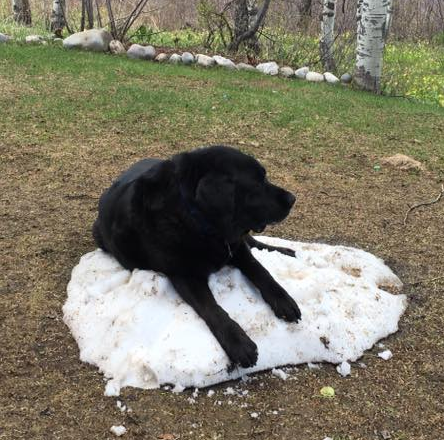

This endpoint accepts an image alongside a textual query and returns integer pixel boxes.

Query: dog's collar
[178,184,233,258]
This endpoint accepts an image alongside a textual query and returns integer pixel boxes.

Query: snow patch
[64,237,407,394]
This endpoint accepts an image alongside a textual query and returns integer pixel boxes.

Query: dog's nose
[284,192,296,208]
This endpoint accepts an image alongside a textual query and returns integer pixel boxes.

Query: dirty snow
[336,361,351,377]
[63,237,407,394]
[378,349,393,360]
[272,368,288,380]
[110,425,126,436]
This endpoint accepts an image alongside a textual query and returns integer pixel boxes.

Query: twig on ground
[64,193,97,200]
[319,190,340,198]
[406,275,444,286]
[403,184,444,226]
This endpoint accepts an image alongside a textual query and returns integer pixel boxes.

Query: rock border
[121,43,351,85]
[4,30,353,85]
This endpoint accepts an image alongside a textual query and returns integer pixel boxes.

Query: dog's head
[174,145,296,242]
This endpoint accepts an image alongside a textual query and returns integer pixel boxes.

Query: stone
[26,35,45,44]
[63,29,112,52]
[380,154,425,171]
[341,72,353,84]
[155,53,168,63]
[181,52,194,65]
[279,66,294,78]
[324,72,340,84]
[236,62,256,71]
[168,53,182,64]
[196,54,215,67]
[294,66,309,79]
[0,33,11,43]
[256,61,279,76]
[306,71,324,82]
[143,45,156,60]
[213,55,237,69]
[127,44,156,60]
[127,44,145,59]
[109,40,126,54]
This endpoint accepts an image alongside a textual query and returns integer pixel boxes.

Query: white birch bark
[319,0,337,72]
[355,0,389,93]
[356,0,364,22]
[50,0,66,31]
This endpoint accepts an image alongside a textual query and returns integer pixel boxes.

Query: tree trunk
[81,0,86,30]
[232,0,260,53]
[233,0,249,42]
[85,0,94,29]
[95,0,103,28]
[12,0,32,25]
[319,0,336,72]
[50,0,66,31]
[384,0,393,41]
[105,0,118,39]
[228,0,271,53]
[355,0,390,93]
[298,0,312,31]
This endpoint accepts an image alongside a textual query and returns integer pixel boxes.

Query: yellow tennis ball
[320,386,335,398]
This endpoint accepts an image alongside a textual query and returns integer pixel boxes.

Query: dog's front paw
[264,288,301,323]
[221,324,258,369]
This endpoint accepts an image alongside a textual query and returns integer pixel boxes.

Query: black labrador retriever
[93,145,301,368]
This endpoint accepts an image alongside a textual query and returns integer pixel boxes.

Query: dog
[93,145,301,368]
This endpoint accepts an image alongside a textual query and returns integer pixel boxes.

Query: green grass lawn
[1,44,444,440]
[2,20,444,106]
[1,44,443,169]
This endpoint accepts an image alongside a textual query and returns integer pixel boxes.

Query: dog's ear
[133,160,176,212]
[195,172,235,235]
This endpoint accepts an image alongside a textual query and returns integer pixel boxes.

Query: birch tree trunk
[12,0,32,25]
[355,0,389,93]
[319,0,337,71]
[50,0,66,31]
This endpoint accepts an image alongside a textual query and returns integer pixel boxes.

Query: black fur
[93,145,301,368]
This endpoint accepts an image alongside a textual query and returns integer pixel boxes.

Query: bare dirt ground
[2,140,443,440]
[1,48,444,440]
